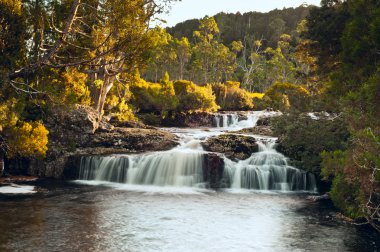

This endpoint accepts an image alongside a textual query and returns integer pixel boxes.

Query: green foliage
[273,113,349,176]
[329,174,365,219]
[168,6,312,47]
[0,0,26,70]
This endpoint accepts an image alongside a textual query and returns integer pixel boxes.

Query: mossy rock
[202,134,258,160]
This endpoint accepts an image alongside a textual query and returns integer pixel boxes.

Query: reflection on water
[0,183,379,252]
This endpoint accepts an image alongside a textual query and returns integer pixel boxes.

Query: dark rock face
[202,134,259,161]
[162,112,215,127]
[202,153,225,189]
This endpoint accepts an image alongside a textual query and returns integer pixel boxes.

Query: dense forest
[0,0,379,231]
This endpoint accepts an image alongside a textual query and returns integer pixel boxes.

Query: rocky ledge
[202,134,259,161]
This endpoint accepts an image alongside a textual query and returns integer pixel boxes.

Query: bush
[212,83,254,110]
[130,78,178,114]
[273,113,349,176]
[264,82,310,111]
[6,121,49,159]
[173,80,219,112]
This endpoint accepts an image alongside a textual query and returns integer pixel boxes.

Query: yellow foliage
[62,69,92,106]
[0,98,19,129]
[173,80,219,112]
[248,93,265,99]
[0,0,21,14]
[225,81,240,88]
[264,82,310,111]
[116,98,137,122]
[7,121,49,159]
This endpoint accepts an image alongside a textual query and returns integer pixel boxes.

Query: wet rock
[236,126,275,137]
[256,116,273,126]
[203,153,224,189]
[237,112,248,121]
[307,194,330,202]
[202,134,259,160]
[161,112,215,127]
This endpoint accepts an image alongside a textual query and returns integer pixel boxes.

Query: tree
[3,0,178,114]
[192,16,236,83]
[175,37,192,80]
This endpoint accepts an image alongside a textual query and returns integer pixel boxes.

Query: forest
[0,0,379,232]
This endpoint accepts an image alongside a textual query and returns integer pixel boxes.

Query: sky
[158,0,321,27]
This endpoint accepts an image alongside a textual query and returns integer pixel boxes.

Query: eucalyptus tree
[3,0,178,114]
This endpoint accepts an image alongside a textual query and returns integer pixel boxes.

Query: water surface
[0,183,379,252]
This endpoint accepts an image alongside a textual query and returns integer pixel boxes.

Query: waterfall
[213,113,239,128]
[213,111,280,129]
[223,142,317,192]
[78,110,316,193]
[79,150,205,187]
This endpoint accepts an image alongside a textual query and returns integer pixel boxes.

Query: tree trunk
[96,75,116,113]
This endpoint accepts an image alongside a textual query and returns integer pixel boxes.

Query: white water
[78,110,316,192]
[79,150,205,187]
[224,142,316,191]
[213,111,281,129]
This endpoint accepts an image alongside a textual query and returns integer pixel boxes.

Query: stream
[0,111,379,251]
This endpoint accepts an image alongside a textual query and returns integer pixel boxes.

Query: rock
[202,153,224,188]
[109,119,157,130]
[307,194,330,202]
[256,116,273,126]
[237,112,248,121]
[161,112,215,127]
[202,134,259,160]
[46,105,100,149]
[236,126,275,137]
[84,127,178,153]
[97,120,115,132]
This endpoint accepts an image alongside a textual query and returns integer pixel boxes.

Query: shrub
[212,83,254,110]
[6,121,49,159]
[264,82,310,111]
[273,113,349,176]
[173,80,218,112]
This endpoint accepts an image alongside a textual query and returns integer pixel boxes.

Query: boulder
[83,127,178,154]
[202,134,259,160]
[236,126,275,137]
[161,112,215,127]
[202,153,224,188]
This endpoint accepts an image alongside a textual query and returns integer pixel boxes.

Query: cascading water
[213,113,239,128]
[78,110,316,192]
[213,111,280,129]
[223,141,317,191]
[79,150,205,187]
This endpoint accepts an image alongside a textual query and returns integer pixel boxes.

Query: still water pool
[0,182,379,252]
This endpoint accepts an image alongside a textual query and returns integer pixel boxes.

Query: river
[0,111,379,251]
